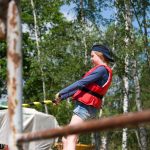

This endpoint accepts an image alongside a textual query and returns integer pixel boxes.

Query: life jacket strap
[79,87,103,99]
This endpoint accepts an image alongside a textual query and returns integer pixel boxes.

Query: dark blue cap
[91,44,114,62]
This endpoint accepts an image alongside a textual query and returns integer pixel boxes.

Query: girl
[54,44,114,150]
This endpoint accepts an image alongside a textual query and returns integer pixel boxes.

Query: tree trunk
[30,0,48,113]
[100,133,108,150]
[79,0,88,66]
[122,55,129,150]
[133,60,142,111]
[91,98,106,150]
[122,0,131,149]
[131,0,150,72]
[142,0,150,72]
[133,60,147,150]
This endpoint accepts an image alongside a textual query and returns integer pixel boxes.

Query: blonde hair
[95,51,109,65]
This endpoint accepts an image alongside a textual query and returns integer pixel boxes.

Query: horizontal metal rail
[17,109,150,144]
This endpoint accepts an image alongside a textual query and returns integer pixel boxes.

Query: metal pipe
[17,110,150,144]
[0,18,6,39]
[0,0,8,39]
[7,0,23,149]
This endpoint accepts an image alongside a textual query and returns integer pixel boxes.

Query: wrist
[56,93,61,99]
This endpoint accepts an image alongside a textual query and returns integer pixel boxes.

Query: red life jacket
[72,64,112,109]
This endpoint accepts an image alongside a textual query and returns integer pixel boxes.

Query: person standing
[54,44,114,150]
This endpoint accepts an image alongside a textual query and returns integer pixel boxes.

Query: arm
[59,66,108,100]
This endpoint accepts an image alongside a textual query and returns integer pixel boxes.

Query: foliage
[0,41,7,96]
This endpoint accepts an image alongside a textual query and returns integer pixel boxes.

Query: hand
[55,93,60,99]
[53,93,61,105]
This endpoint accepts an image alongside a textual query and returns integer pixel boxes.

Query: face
[91,51,102,66]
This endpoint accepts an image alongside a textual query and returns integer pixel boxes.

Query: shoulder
[95,66,108,74]
[88,66,108,77]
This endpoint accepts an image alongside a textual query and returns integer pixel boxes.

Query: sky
[60,3,150,37]
[60,3,114,21]
[60,3,77,21]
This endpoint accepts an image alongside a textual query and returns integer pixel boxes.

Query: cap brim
[103,54,114,62]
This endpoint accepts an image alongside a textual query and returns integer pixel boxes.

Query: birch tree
[133,59,147,150]
[122,0,131,149]
[79,0,88,65]
[131,0,150,72]
[129,1,148,149]
[30,0,48,113]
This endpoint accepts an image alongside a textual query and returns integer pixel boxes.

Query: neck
[98,61,108,66]
[93,63,108,67]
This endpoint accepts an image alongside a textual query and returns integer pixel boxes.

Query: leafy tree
[0,41,7,96]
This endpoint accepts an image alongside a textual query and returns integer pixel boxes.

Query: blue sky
[60,3,114,21]
[60,3,150,37]
[60,3,77,21]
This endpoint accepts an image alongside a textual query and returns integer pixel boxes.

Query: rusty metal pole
[17,110,150,143]
[0,19,6,39]
[7,0,23,149]
[0,0,8,40]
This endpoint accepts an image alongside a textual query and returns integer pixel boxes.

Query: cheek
[91,58,95,62]
[93,58,99,64]
[91,59,96,65]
